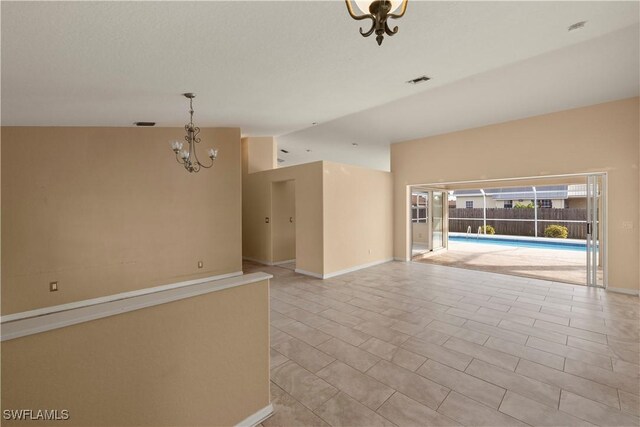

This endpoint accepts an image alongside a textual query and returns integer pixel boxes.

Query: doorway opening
[271,180,296,271]
[409,173,606,287]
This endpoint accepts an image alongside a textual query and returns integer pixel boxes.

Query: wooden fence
[449,208,587,239]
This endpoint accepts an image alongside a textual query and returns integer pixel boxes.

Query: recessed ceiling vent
[134,122,156,127]
[406,75,431,85]
[568,21,587,31]
[280,149,289,153]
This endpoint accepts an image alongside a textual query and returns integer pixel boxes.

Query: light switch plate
[198,261,203,268]
[50,281,58,292]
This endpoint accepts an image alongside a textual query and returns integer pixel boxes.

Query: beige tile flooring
[244,260,640,427]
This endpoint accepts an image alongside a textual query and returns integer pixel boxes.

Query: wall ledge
[2,270,244,323]
[1,271,272,341]
[236,403,274,427]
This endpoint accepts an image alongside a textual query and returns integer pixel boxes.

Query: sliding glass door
[411,188,446,259]
[432,191,444,250]
[586,174,606,287]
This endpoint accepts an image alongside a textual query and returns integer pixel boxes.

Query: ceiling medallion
[170,93,218,173]
[345,0,409,46]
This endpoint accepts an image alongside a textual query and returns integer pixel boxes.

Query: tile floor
[244,260,640,427]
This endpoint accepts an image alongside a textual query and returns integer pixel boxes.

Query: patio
[413,240,599,285]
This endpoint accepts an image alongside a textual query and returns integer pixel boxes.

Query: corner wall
[242,160,394,278]
[391,98,640,292]
[242,161,325,275]
[322,162,393,276]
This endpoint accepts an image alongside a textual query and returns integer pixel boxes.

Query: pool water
[449,235,586,251]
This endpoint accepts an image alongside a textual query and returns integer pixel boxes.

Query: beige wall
[272,180,296,262]
[243,161,324,274]
[322,162,393,275]
[242,137,277,173]
[1,280,270,426]
[1,127,242,315]
[391,98,640,291]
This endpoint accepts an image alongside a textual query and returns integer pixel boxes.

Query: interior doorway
[271,180,296,270]
[409,173,607,288]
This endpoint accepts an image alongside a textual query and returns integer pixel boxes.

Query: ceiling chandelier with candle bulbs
[170,93,218,173]
[345,0,409,46]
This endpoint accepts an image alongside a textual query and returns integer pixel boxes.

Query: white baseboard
[294,268,324,279]
[236,403,274,427]
[243,257,273,266]
[322,258,394,279]
[606,287,639,296]
[294,259,394,280]
[272,259,296,266]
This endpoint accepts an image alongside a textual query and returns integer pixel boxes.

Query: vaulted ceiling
[2,1,638,170]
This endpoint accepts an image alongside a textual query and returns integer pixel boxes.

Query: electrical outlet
[49,281,58,292]
[368,249,372,254]
[198,261,203,269]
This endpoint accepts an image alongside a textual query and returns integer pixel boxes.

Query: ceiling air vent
[406,76,431,85]
[134,122,156,127]
[280,149,289,154]
[568,21,587,31]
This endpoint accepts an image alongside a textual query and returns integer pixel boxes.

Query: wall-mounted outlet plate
[50,281,58,292]
[198,261,203,268]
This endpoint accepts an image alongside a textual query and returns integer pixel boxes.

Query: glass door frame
[586,173,607,288]
[410,186,448,259]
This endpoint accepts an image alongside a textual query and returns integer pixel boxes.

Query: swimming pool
[449,235,586,251]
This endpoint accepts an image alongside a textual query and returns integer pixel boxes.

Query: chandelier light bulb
[354,0,402,14]
[170,141,183,152]
[208,148,218,160]
[180,150,189,160]
[345,0,409,46]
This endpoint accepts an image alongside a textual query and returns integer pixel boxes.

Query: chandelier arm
[387,0,408,19]
[198,157,215,169]
[360,19,377,37]
[344,0,370,19]
[385,21,399,36]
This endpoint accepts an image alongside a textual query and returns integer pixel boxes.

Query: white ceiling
[2,1,639,170]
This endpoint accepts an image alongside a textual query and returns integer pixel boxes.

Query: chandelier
[345,0,409,46]
[170,93,218,173]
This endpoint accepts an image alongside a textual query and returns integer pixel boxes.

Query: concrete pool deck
[413,240,602,285]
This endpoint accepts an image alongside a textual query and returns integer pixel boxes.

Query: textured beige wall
[322,162,393,275]
[391,98,640,291]
[272,180,296,262]
[1,280,270,426]
[242,162,324,274]
[1,127,242,315]
[242,137,277,173]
